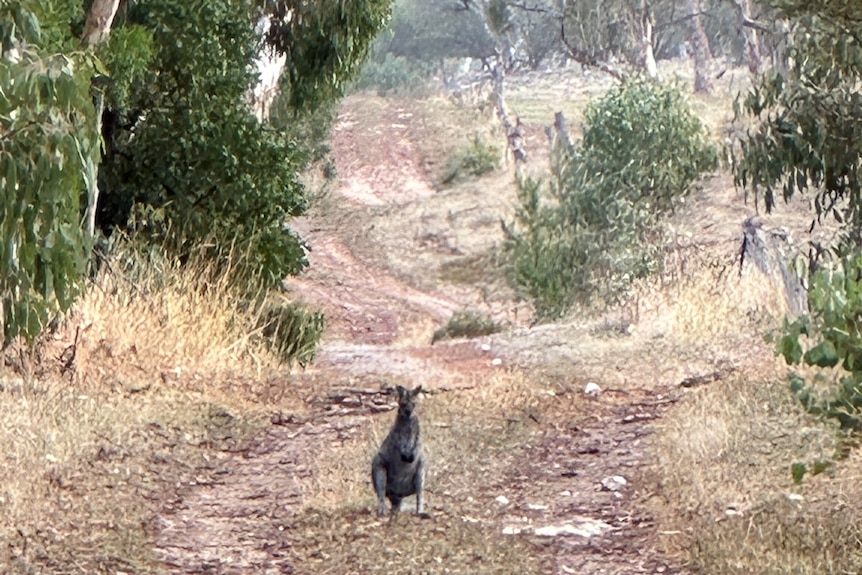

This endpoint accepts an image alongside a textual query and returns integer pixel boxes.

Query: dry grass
[284,507,549,575]
[0,241,299,573]
[651,375,862,574]
[55,244,286,393]
[629,176,862,574]
[0,380,269,574]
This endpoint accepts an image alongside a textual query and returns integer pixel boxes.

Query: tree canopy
[0,0,392,342]
[734,0,862,246]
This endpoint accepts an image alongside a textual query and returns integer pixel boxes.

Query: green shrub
[440,135,501,186]
[581,78,718,214]
[432,311,503,343]
[780,252,862,430]
[504,78,717,320]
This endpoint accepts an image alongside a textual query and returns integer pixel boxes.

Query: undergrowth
[503,78,717,320]
[0,237,312,572]
[432,310,503,343]
[440,135,500,186]
[651,376,862,574]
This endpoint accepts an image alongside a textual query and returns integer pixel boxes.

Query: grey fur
[371,385,425,517]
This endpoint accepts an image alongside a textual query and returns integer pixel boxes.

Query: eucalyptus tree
[0,0,392,342]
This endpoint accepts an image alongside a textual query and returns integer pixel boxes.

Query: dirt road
[152,95,702,574]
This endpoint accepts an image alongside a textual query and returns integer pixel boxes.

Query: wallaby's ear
[413,385,423,396]
[396,385,407,397]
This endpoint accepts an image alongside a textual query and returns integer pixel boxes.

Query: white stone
[495,495,510,505]
[600,475,627,491]
[584,382,601,396]
[534,518,612,538]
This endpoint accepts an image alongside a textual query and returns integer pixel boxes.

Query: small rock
[559,490,572,497]
[600,475,627,491]
[526,503,549,510]
[534,518,612,538]
[786,493,804,502]
[495,495,510,506]
[339,396,362,407]
[502,525,523,535]
[583,382,601,396]
[480,343,491,351]
[491,358,502,366]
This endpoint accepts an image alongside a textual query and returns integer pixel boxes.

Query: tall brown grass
[0,239,309,573]
[641,231,862,573]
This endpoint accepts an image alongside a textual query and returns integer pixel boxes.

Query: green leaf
[780,333,805,365]
[804,340,841,367]
[791,462,806,484]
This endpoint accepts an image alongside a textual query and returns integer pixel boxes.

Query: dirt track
[151,95,703,574]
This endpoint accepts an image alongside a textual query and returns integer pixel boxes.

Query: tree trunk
[472,0,527,164]
[81,0,121,240]
[489,54,527,164]
[733,0,762,74]
[683,0,712,93]
[639,0,658,79]
[81,0,121,46]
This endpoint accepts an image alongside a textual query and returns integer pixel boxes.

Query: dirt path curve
[152,96,694,574]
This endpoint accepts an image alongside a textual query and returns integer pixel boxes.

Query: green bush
[581,77,718,214]
[98,0,309,289]
[504,78,717,320]
[780,252,862,430]
[440,135,501,186]
[432,310,503,343]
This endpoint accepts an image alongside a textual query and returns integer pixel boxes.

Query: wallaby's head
[396,385,422,418]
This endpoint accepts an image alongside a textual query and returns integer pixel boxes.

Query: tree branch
[508,2,557,15]
[740,14,773,34]
[560,21,625,81]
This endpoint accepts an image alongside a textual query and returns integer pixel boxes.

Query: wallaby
[371,385,426,518]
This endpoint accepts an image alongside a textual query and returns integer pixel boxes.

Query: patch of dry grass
[650,375,862,574]
[0,241,300,573]
[54,244,285,393]
[0,380,268,574]
[284,506,549,575]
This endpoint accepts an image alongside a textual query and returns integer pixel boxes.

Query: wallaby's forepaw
[375,503,387,518]
[418,511,432,520]
[400,453,415,463]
